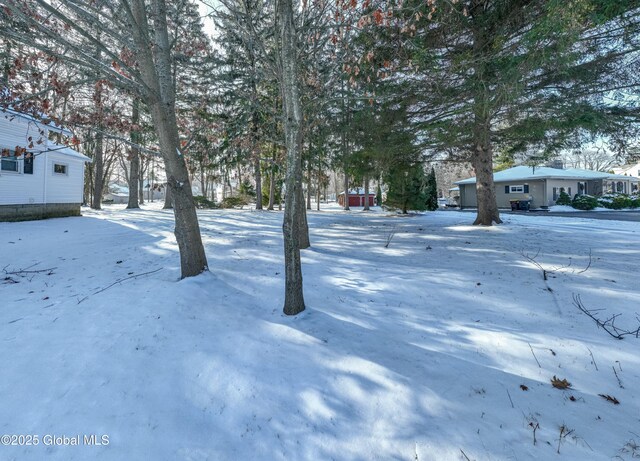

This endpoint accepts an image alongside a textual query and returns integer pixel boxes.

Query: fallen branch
[77,268,163,304]
[384,226,397,248]
[2,263,56,276]
[573,294,640,340]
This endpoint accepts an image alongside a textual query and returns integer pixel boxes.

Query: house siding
[46,152,86,204]
[0,113,87,211]
[460,180,545,209]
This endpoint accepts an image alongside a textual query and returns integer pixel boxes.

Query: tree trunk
[163,184,173,209]
[91,131,104,210]
[127,99,140,209]
[306,159,312,210]
[278,0,305,315]
[471,11,502,226]
[316,166,321,211]
[343,172,350,210]
[139,170,145,205]
[363,175,370,211]
[129,0,207,278]
[298,186,310,249]
[254,157,263,210]
[268,169,276,210]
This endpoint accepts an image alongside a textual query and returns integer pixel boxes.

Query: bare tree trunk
[363,175,370,211]
[306,158,312,210]
[343,172,350,211]
[268,169,276,210]
[316,167,321,211]
[129,0,207,277]
[127,98,140,209]
[278,0,305,315]
[254,157,263,210]
[91,131,104,210]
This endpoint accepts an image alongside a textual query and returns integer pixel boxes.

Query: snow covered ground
[1,204,639,461]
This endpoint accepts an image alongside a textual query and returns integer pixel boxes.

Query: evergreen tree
[425,167,438,211]
[384,163,427,214]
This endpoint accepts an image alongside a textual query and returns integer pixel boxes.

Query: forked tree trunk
[127,99,140,209]
[129,0,207,278]
[278,0,305,315]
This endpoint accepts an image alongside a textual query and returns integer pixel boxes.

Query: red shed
[338,189,376,207]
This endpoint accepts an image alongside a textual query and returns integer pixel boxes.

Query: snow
[1,204,639,460]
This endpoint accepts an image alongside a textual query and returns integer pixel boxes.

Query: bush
[193,195,218,209]
[220,196,248,209]
[571,194,598,210]
[597,193,632,210]
[631,195,640,208]
[555,190,572,206]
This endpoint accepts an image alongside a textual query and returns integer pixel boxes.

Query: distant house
[0,109,90,221]
[612,161,640,179]
[455,165,639,210]
[338,188,376,207]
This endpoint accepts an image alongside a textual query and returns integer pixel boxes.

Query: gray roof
[455,165,640,185]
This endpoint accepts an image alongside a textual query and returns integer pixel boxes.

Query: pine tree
[425,167,438,211]
[384,163,427,214]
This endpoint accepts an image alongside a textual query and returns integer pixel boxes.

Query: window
[509,185,524,193]
[53,163,67,175]
[1,156,19,172]
[24,153,33,175]
[553,187,558,201]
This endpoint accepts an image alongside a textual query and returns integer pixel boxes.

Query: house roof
[338,188,375,195]
[1,108,73,136]
[47,143,91,162]
[455,165,640,185]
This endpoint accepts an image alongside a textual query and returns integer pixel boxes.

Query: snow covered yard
[1,205,639,461]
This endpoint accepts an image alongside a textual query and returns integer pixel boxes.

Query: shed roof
[338,188,375,195]
[455,165,640,185]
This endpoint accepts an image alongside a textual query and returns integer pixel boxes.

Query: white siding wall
[46,152,85,203]
[0,113,84,205]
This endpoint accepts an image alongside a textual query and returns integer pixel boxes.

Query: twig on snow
[587,347,598,371]
[573,294,640,340]
[384,226,397,248]
[528,342,541,368]
[613,366,624,389]
[77,268,163,304]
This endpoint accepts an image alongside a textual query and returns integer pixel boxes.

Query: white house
[0,109,90,221]
[612,161,640,179]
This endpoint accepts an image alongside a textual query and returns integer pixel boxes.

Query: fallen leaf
[520,384,529,391]
[551,376,571,389]
[569,396,576,401]
[598,394,620,404]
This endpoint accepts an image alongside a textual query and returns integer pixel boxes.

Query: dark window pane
[24,154,33,174]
